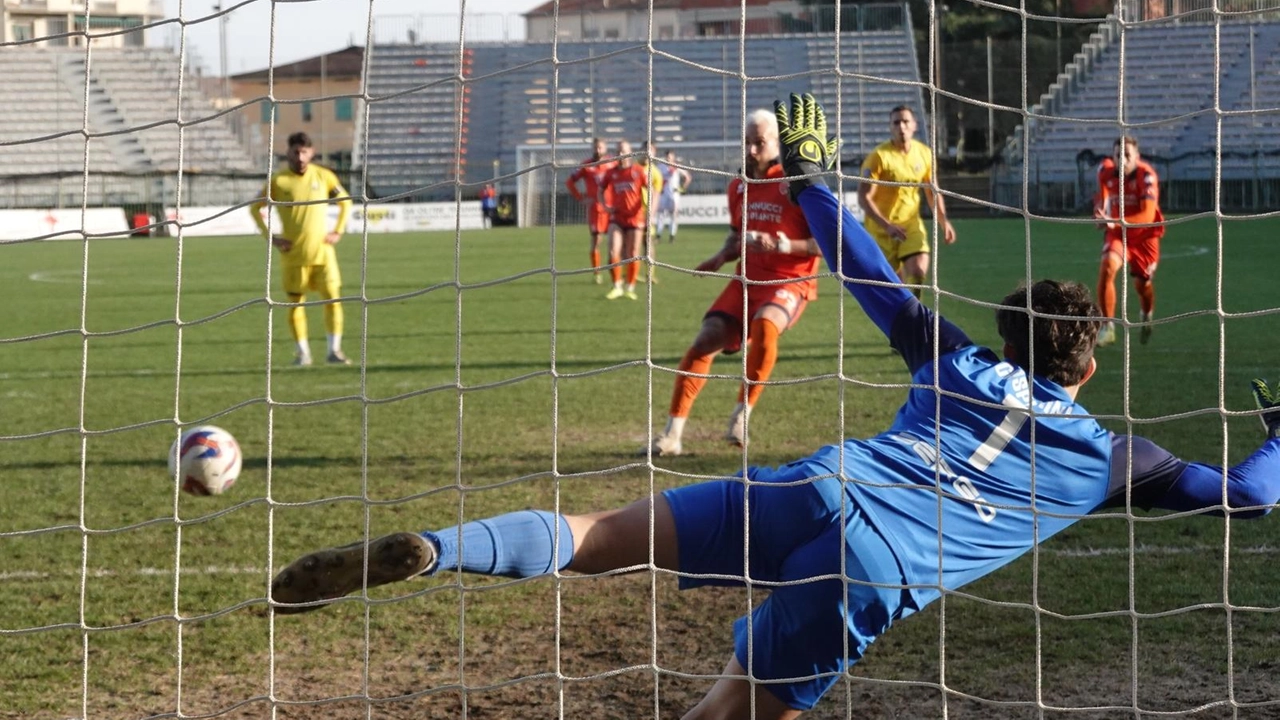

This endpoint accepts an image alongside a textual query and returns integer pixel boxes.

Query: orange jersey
[1096,158,1165,242]
[602,163,649,226]
[727,162,819,295]
[566,157,616,206]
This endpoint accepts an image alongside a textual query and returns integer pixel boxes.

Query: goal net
[3,0,1279,718]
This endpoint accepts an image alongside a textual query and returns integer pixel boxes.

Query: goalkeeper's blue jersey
[794,184,1112,608]
[805,344,1111,608]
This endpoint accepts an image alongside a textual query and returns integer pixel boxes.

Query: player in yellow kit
[250,132,354,366]
[636,141,665,282]
[858,106,956,297]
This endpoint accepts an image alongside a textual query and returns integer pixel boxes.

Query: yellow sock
[324,300,343,337]
[287,294,308,344]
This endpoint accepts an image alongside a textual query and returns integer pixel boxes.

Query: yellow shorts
[867,223,930,271]
[281,262,341,297]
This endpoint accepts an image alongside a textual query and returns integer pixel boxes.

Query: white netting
[3,0,1280,717]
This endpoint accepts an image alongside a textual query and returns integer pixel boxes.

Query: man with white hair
[646,109,824,456]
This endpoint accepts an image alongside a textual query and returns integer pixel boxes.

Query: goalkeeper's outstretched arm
[774,93,972,373]
[1112,380,1280,518]
[1115,435,1280,518]
[792,183,908,334]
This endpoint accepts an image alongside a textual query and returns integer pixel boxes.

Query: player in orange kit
[600,140,649,300]
[645,110,823,456]
[1094,136,1165,346]
[566,137,616,284]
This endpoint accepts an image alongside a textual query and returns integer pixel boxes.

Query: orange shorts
[588,204,611,234]
[1102,234,1161,281]
[612,212,646,231]
[706,280,811,354]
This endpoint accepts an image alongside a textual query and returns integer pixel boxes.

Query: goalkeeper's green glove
[773,92,840,203]
[1250,378,1280,439]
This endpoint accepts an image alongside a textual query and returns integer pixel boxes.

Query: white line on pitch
[1041,245,1209,267]
[0,369,159,380]
[3,544,1278,582]
[1050,544,1279,558]
[1147,245,1210,260]
[0,565,262,581]
[0,369,352,380]
[28,271,102,285]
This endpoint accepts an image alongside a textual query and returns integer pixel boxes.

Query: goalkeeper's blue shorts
[661,459,914,710]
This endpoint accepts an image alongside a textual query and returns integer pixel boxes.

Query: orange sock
[669,347,715,418]
[1097,259,1119,320]
[625,260,639,286]
[610,253,621,284]
[591,249,601,270]
[1136,279,1155,316]
[737,317,780,407]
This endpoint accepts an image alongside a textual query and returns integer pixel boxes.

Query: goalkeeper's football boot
[293,352,313,367]
[327,350,353,365]
[271,532,436,614]
[1139,311,1154,345]
[1096,323,1117,347]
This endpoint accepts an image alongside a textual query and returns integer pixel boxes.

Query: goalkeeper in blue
[271,94,1280,719]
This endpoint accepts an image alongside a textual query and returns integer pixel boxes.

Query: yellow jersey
[641,161,664,209]
[250,163,352,267]
[860,139,933,232]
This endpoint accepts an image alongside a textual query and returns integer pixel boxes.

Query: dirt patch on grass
[138,573,1280,720]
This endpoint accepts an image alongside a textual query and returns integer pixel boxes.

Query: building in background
[230,45,364,169]
[2,0,164,47]
[523,0,814,42]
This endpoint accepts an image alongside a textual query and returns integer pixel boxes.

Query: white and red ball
[168,425,242,496]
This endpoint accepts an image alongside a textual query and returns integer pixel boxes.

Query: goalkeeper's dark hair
[287,132,313,148]
[995,280,1101,387]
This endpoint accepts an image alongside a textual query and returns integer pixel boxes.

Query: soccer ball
[168,425,242,496]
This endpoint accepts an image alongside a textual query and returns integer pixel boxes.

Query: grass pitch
[2,215,1279,719]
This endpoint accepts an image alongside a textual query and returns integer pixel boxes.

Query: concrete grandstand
[357,29,928,202]
[998,19,1280,212]
[0,47,259,209]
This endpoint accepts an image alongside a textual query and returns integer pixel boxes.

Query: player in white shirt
[656,149,692,243]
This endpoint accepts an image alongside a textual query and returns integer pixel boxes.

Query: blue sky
[161,0,545,75]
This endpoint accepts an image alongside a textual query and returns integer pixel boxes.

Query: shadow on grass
[12,326,679,355]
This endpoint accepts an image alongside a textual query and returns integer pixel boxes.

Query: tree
[798,0,1105,156]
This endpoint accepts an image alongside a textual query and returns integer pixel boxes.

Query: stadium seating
[1008,21,1280,186]
[361,45,468,199]
[0,51,120,176]
[0,47,258,208]
[0,48,255,175]
[84,48,256,173]
[359,32,926,200]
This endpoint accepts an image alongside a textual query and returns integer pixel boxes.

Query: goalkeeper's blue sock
[423,510,574,578]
